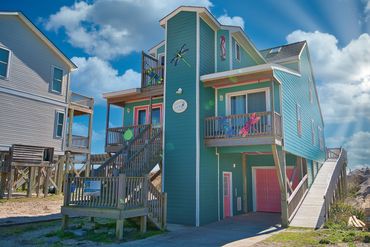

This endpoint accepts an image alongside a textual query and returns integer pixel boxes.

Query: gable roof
[0,11,77,70]
[159,6,266,64]
[260,41,306,63]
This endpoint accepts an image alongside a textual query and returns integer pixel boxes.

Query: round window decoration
[172,99,188,113]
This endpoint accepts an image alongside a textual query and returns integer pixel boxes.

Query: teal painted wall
[157,44,165,56]
[231,37,258,69]
[275,46,325,163]
[216,81,277,116]
[216,29,230,72]
[123,98,163,126]
[282,61,300,72]
[199,18,219,225]
[164,11,197,225]
[219,153,244,217]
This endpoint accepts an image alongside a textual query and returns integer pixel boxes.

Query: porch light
[233,163,236,168]
[127,108,130,113]
[176,88,183,95]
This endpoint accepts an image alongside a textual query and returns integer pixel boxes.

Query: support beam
[116,219,124,241]
[67,108,74,149]
[105,103,111,147]
[61,215,69,231]
[140,216,147,233]
[56,156,65,195]
[7,167,14,199]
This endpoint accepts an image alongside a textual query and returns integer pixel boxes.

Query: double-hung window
[309,79,314,104]
[296,104,302,137]
[311,119,315,145]
[318,126,324,150]
[55,111,65,138]
[52,67,63,94]
[0,47,10,78]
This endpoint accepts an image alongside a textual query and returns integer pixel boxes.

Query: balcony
[65,135,89,153]
[141,52,164,89]
[68,92,94,116]
[204,111,282,147]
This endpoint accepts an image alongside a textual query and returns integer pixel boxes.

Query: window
[309,80,313,104]
[52,67,63,94]
[152,108,161,126]
[235,42,241,61]
[296,104,302,137]
[0,47,10,78]
[269,47,281,54]
[138,109,147,125]
[318,126,324,150]
[311,119,315,145]
[55,111,65,138]
[230,95,246,115]
[228,90,268,115]
[159,54,165,66]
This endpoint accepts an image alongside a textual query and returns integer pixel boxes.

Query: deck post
[7,166,14,199]
[116,219,124,241]
[162,192,167,230]
[36,167,42,197]
[43,167,50,197]
[105,103,111,147]
[140,216,147,233]
[61,215,69,231]
[27,167,35,197]
[56,155,65,194]
[0,172,6,199]
[67,108,74,149]
[140,175,149,233]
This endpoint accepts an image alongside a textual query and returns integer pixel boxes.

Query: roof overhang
[103,88,141,99]
[0,12,77,70]
[200,63,301,88]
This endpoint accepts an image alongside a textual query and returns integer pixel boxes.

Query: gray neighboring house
[0,11,77,156]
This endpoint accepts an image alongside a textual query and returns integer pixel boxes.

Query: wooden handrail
[288,174,308,204]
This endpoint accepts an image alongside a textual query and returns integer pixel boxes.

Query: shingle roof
[260,41,306,63]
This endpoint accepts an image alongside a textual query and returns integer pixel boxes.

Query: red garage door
[255,168,294,212]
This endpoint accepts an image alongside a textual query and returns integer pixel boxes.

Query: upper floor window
[158,54,165,66]
[318,126,324,150]
[309,79,314,104]
[311,119,315,145]
[0,47,10,78]
[55,111,65,138]
[52,67,63,94]
[296,104,302,137]
[235,42,241,62]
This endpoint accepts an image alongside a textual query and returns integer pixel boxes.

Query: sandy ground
[0,195,63,225]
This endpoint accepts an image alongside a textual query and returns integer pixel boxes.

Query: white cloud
[70,56,141,103]
[45,0,213,60]
[217,14,245,30]
[344,131,370,169]
[286,31,370,123]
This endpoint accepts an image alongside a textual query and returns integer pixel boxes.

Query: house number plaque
[172,99,188,113]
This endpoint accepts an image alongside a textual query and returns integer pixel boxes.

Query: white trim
[55,110,65,139]
[102,88,140,99]
[214,78,271,90]
[148,40,165,56]
[158,52,165,65]
[229,30,232,70]
[124,96,164,104]
[0,46,11,79]
[0,85,67,107]
[225,87,271,115]
[234,41,241,62]
[214,28,217,73]
[51,65,64,95]
[222,171,233,218]
[298,42,307,59]
[215,87,218,116]
[216,148,220,221]
[162,23,167,193]
[200,63,301,82]
[195,12,200,227]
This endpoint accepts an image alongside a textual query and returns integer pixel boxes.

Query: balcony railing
[141,52,164,88]
[67,135,89,149]
[204,111,282,140]
[69,92,94,109]
[106,124,151,147]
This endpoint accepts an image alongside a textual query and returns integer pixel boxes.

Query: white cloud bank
[45,0,213,60]
[286,31,370,124]
[217,14,245,30]
[70,56,141,102]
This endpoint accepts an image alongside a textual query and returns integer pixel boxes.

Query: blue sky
[2,0,370,169]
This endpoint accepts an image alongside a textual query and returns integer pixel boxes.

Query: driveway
[123,213,283,247]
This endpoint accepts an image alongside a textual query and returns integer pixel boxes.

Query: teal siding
[275,46,325,163]
[216,29,230,72]
[123,98,163,126]
[164,11,197,225]
[232,37,258,69]
[219,153,244,217]
[216,81,275,116]
[282,61,299,72]
[199,18,218,225]
[157,44,165,55]
[274,81,281,113]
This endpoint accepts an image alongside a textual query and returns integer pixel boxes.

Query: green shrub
[324,201,365,230]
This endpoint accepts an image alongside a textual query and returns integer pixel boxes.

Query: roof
[159,6,266,64]
[260,41,306,63]
[0,11,77,70]
[102,88,141,99]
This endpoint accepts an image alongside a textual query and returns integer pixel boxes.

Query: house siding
[164,11,197,225]
[199,18,218,225]
[231,37,258,69]
[275,46,325,163]
[216,29,230,72]
[0,92,65,153]
[0,15,69,102]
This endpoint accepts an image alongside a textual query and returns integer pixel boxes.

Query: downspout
[216,147,220,221]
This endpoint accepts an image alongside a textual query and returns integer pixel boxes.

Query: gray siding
[0,92,66,153]
[0,15,69,102]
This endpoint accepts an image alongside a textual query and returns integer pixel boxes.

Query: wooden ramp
[290,149,347,228]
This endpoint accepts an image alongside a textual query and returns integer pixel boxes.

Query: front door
[223,172,232,218]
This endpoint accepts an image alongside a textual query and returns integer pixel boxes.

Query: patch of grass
[324,201,365,230]
[264,228,370,246]
[0,220,57,238]
[0,194,63,204]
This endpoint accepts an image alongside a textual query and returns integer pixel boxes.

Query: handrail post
[117,174,126,209]
[63,174,70,206]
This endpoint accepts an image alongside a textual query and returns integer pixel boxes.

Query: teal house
[101,6,328,227]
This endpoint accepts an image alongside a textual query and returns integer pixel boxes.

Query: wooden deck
[289,148,347,228]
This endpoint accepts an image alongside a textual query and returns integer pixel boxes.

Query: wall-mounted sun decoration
[170,44,190,67]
